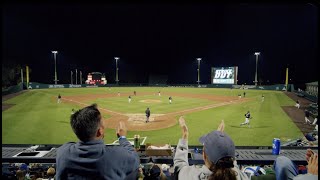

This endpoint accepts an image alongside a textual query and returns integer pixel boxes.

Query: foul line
[62,98,124,116]
[166,100,245,116]
[63,97,241,118]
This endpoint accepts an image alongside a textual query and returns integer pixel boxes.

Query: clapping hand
[179,116,188,140]
[307,153,318,175]
[217,120,225,132]
[116,121,127,137]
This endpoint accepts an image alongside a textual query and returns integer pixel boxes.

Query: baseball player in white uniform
[240,111,252,128]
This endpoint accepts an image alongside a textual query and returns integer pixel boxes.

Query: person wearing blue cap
[174,117,249,180]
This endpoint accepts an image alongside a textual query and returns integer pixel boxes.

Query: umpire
[145,107,150,123]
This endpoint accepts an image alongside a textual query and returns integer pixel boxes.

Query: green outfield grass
[2,87,303,146]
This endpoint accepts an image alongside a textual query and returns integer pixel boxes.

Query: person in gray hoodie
[174,117,249,180]
[56,103,140,180]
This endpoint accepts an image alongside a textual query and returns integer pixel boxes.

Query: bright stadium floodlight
[254,52,260,86]
[114,57,120,84]
[197,58,202,85]
[51,51,58,84]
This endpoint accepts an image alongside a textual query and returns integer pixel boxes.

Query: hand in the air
[179,116,188,140]
[117,121,127,137]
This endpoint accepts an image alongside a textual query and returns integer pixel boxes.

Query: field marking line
[165,100,245,116]
[62,97,124,116]
[141,136,147,145]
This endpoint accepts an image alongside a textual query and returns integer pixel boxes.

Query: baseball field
[2,87,303,146]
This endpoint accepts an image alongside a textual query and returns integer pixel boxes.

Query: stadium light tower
[254,52,260,86]
[115,57,120,84]
[51,51,58,84]
[196,58,202,85]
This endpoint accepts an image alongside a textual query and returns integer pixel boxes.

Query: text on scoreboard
[211,66,238,84]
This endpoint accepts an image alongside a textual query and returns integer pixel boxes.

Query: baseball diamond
[2,87,309,146]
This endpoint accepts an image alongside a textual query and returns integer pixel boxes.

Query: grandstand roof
[306,81,318,86]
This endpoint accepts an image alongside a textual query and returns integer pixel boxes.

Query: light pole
[80,71,82,84]
[75,69,78,84]
[196,58,202,85]
[254,52,260,86]
[115,57,119,84]
[51,51,58,84]
[71,71,73,84]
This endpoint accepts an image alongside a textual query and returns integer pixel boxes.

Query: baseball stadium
[2,83,316,146]
[2,2,318,180]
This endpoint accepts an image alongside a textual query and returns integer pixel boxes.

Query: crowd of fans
[2,163,55,180]
[3,104,318,180]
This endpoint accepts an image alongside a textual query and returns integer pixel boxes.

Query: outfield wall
[26,82,294,92]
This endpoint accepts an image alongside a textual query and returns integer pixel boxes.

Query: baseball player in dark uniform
[295,100,300,109]
[240,111,252,127]
[304,110,312,124]
[145,107,150,123]
[243,92,246,97]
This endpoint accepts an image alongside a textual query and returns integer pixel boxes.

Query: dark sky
[2,2,319,85]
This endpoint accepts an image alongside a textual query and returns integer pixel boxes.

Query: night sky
[2,2,319,86]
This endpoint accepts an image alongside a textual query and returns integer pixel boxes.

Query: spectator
[174,117,249,180]
[142,164,167,180]
[161,164,171,178]
[45,167,55,180]
[56,103,140,179]
[16,170,26,180]
[273,149,318,180]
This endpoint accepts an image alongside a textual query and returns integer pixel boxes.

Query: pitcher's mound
[105,114,177,131]
[140,99,162,103]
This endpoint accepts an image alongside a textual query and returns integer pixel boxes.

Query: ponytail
[204,154,237,180]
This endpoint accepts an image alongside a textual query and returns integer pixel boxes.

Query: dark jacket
[305,111,310,117]
[145,109,150,117]
[56,139,139,180]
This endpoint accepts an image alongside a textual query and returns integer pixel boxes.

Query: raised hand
[307,153,318,175]
[117,121,127,137]
[217,120,225,132]
[306,149,313,162]
[179,116,188,140]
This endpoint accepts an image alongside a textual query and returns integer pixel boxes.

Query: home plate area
[126,114,164,125]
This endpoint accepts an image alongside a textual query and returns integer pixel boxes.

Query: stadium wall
[26,82,294,92]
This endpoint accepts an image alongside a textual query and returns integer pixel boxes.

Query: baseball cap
[199,130,235,164]
[19,163,28,171]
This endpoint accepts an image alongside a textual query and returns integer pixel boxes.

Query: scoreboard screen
[211,66,238,84]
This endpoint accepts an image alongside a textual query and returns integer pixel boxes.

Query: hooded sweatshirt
[56,138,139,180]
